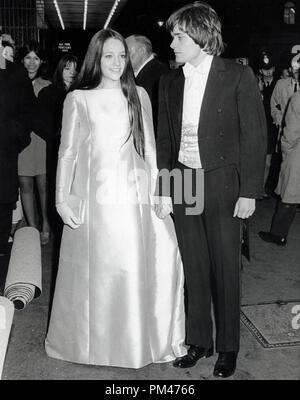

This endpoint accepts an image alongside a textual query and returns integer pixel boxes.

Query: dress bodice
[84,88,130,150]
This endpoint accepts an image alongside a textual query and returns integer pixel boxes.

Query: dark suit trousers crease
[171,162,241,352]
[270,200,297,238]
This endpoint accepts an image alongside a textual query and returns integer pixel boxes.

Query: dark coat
[135,57,169,135]
[0,61,36,204]
[36,84,67,179]
[36,84,66,141]
[156,56,267,199]
[276,91,300,203]
[261,79,278,154]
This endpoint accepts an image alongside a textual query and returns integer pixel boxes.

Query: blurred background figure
[257,52,278,198]
[267,54,300,194]
[0,31,35,256]
[36,54,78,236]
[280,67,290,79]
[126,34,169,135]
[259,90,300,246]
[0,33,14,68]
[17,41,51,246]
[1,41,14,62]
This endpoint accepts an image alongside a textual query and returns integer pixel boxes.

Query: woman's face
[63,61,77,88]
[100,38,126,87]
[23,50,42,77]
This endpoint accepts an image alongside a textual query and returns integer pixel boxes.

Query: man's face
[125,37,144,72]
[260,67,274,78]
[170,24,203,66]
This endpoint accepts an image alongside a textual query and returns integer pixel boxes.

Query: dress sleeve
[56,91,82,204]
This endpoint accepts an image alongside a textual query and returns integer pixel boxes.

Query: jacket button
[218,108,222,113]
[220,156,225,160]
[219,131,224,136]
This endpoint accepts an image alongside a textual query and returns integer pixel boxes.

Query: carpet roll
[0,296,14,379]
[4,227,42,310]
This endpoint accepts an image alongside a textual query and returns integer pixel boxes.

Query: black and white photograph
[0,0,299,384]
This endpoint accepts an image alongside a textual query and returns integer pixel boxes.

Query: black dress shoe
[258,231,287,246]
[213,351,238,378]
[173,345,213,368]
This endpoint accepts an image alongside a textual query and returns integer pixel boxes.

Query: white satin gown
[45,86,186,368]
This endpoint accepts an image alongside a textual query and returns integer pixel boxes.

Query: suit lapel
[199,56,227,136]
[168,69,184,144]
[137,59,154,80]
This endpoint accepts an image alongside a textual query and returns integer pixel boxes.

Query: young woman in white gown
[45,29,186,369]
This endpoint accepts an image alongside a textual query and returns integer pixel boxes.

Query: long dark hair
[17,41,46,78]
[53,54,78,90]
[71,29,144,159]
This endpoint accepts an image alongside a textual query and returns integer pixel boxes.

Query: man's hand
[56,202,82,229]
[154,196,173,219]
[233,197,255,219]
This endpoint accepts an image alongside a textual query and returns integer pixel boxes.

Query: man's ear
[140,46,146,57]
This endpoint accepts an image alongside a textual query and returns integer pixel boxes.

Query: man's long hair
[166,1,225,56]
[70,29,144,159]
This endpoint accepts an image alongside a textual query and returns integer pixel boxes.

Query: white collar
[183,54,213,78]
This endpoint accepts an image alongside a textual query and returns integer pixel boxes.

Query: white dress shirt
[178,54,213,168]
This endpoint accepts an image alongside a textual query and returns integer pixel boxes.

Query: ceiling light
[104,0,121,28]
[83,0,88,30]
[53,0,65,30]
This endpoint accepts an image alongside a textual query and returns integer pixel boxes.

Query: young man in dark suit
[126,34,169,135]
[0,34,35,256]
[155,2,267,378]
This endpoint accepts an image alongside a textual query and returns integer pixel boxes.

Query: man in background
[257,52,278,198]
[126,34,169,135]
[268,54,300,193]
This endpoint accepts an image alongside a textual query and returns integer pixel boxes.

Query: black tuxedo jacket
[136,58,169,133]
[156,56,267,199]
[0,61,36,203]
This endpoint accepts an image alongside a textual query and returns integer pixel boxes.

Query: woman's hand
[56,202,82,229]
[154,197,173,219]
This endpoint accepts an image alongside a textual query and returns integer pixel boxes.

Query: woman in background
[37,54,78,232]
[45,29,186,369]
[18,41,51,245]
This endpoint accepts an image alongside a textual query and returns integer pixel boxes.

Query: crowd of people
[256,49,300,246]
[0,0,298,379]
